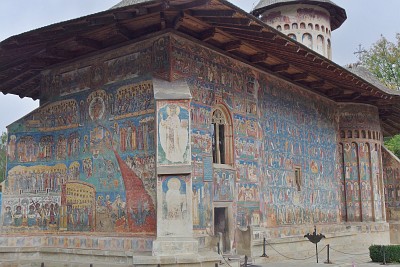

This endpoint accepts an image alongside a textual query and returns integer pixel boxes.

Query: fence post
[382,245,386,265]
[261,237,268,257]
[324,244,332,264]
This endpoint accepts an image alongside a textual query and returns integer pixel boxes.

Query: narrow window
[288,34,297,41]
[277,25,282,31]
[212,106,232,165]
[292,23,298,29]
[295,167,302,191]
[284,24,290,30]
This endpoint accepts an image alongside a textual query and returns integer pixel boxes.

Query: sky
[0,0,399,133]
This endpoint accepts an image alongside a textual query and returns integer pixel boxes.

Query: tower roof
[110,0,154,9]
[252,0,347,30]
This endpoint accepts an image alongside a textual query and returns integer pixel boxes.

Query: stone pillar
[152,78,198,256]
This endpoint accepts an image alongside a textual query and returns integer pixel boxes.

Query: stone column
[152,78,198,256]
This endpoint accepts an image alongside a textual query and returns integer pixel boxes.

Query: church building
[0,0,400,265]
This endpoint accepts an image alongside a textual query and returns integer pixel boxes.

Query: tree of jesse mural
[3,78,156,235]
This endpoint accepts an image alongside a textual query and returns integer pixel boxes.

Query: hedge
[369,245,400,263]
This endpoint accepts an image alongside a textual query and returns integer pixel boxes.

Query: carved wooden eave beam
[218,28,276,40]
[200,28,217,42]
[291,72,309,81]
[188,9,236,18]
[114,24,134,41]
[214,24,265,32]
[0,68,36,87]
[44,47,76,60]
[74,36,103,50]
[87,16,116,26]
[112,10,140,20]
[325,88,344,98]
[250,53,268,64]
[201,17,252,26]
[271,63,289,73]
[223,40,242,52]
[8,73,41,96]
[307,80,325,89]
[173,11,185,30]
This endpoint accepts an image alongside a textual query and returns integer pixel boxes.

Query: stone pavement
[221,247,394,267]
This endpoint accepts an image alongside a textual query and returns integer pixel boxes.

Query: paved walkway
[222,247,395,267]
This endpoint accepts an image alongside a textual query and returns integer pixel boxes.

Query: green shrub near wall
[369,245,400,263]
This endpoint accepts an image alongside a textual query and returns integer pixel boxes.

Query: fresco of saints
[159,105,189,163]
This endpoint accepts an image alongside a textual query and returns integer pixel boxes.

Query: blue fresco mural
[171,34,340,232]
[3,77,157,234]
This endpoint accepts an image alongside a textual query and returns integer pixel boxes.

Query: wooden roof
[0,0,399,136]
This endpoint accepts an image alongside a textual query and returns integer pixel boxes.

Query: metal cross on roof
[354,44,367,62]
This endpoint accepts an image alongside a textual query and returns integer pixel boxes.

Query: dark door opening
[214,207,229,252]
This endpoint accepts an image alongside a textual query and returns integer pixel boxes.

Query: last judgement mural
[3,77,157,234]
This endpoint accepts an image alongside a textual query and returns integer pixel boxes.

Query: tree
[385,135,400,159]
[0,132,7,183]
[361,33,400,91]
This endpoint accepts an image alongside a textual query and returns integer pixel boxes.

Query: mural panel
[213,169,235,202]
[3,77,157,235]
[157,101,190,165]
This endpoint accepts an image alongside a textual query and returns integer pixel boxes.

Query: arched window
[361,130,366,138]
[288,34,297,41]
[212,106,233,165]
[284,24,290,30]
[308,23,313,30]
[315,24,320,31]
[302,33,313,49]
[292,23,298,29]
[321,26,325,32]
[327,39,331,58]
[354,130,359,139]
[277,25,282,31]
[300,22,306,29]
[316,35,325,55]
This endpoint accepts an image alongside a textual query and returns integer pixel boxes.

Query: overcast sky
[0,0,399,133]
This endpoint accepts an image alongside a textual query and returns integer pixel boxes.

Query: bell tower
[252,0,347,60]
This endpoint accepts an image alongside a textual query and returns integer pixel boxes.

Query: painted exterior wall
[338,104,385,223]
[0,33,389,254]
[171,34,340,246]
[260,4,332,59]
[1,35,172,252]
[383,147,400,221]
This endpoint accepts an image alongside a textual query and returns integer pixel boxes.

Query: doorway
[214,207,229,253]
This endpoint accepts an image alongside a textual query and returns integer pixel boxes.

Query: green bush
[369,245,400,263]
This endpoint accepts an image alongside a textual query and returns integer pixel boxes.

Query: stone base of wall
[389,221,400,244]
[0,247,221,267]
[250,222,390,263]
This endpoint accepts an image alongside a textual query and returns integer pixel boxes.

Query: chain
[329,246,370,256]
[265,239,327,261]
